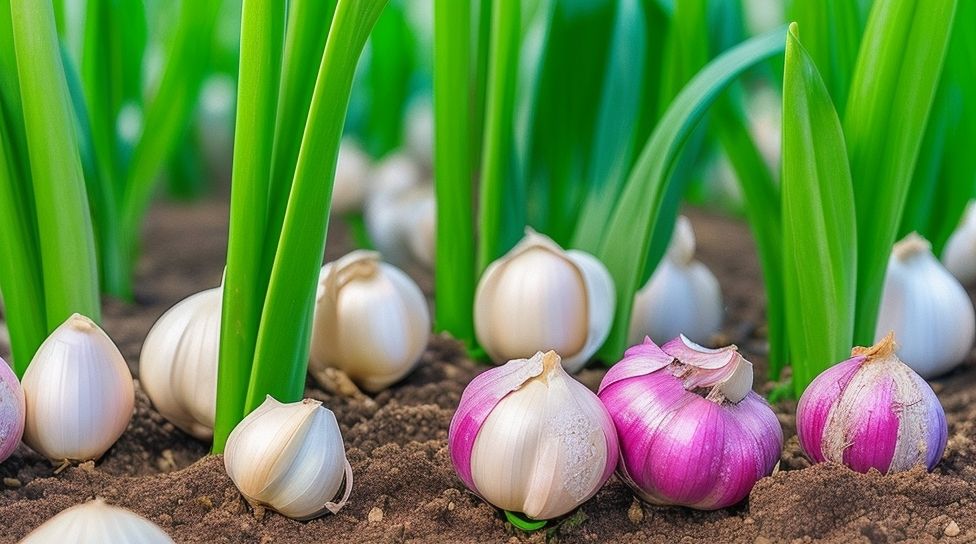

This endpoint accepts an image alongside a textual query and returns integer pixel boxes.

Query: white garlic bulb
[942,202,976,284]
[364,153,435,269]
[21,499,173,543]
[310,251,430,392]
[332,138,372,215]
[22,314,134,462]
[628,216,723,345]
[474,230,615,372]
[140,287,220,440]
[224,396,352,520]
[876,233,976,378]
[404,98,433,167]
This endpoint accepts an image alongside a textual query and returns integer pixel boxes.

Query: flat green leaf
[213,0,285,453]
[845,0,957,344]
[477,0,523,273]
[781,23,857,395]
[596,25,787,361]
[789,0,862,113]
[9,0,100,330]
[363,0,414,158]
[432,0,477,347]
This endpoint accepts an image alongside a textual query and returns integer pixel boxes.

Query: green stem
[504,511,547,532]
[213,0,285,454]
[9,0,100,329]
[432,0,476,348]
[477,0,522,273]
[244,0,388,414]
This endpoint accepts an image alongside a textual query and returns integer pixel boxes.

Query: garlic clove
[404,187,436,269]
[224,396,352,520]
[0,357,25,462]
[628,216,723,346]
[942,201,976,284]
[449,351,618,520]
[20,499,173,543]
[875,233,975,378]
[474,230,615,373]
[332,139,371,215]
[140,287,221,440]
[797,333,948,474]
[310,251,430,392]
[22,314,134,462]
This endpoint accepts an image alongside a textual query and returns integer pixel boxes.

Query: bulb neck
[852,331,898,361]
[892,233,931,262]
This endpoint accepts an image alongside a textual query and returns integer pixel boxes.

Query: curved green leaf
[596,25,788,361]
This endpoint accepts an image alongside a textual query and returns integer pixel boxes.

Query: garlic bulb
[404,98,433,167]
[449,351,618,521]
[628,216,723,345]
[598,336,782,510]
[310,251,430,392]
[942,201,976,284]
[0,356,25,462]
[797,333,947,473]
[140,287,220,440]
[224,396,352,520]
[875,233,975,378]
[363,153,435,269]
[332,138,372,215]
[474,230,615,372]
[22,314,134,462]
[20,499,173,543]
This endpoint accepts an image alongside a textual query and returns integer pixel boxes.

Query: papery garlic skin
[629,216,723,345]
[449,351,618,520]
[0,357,25,462]
[140,287,220,440]
[942,202,976,284]
[20,499,173,543]
[332,139,371,214]
[22,314,134,462]
[475,231,615,373]
[310,251,430,392]
[364,153,435,268]
[598,336,782,510]
[797,333,947,474]
[224,396,352,520]
[875,234,975,378]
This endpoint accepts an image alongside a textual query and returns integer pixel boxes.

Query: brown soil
[2,201,975,543]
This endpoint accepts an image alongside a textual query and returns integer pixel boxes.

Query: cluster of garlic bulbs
[22,314,134,463]
[629,216,723,345]
[364,153,435,269]
[140,286,221,440]
[475,230,614,372]
[310,251,430,392]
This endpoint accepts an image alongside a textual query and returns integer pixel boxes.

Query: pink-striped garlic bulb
[449,351,618,521]
[797,332,947,473]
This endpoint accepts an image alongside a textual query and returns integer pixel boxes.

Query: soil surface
[1,200,975,543]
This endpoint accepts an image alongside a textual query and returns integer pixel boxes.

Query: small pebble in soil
[946,520,961,537]
[627,499,644,525]
[368,507,384,523]
[3,478,20,489]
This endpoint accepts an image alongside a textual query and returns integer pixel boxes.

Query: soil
[2,200,976,543]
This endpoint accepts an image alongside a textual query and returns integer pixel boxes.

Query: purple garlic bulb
[449,351,618,521]
[598,336,782,510]
[797,332,947,473]
[0,357,25,462]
